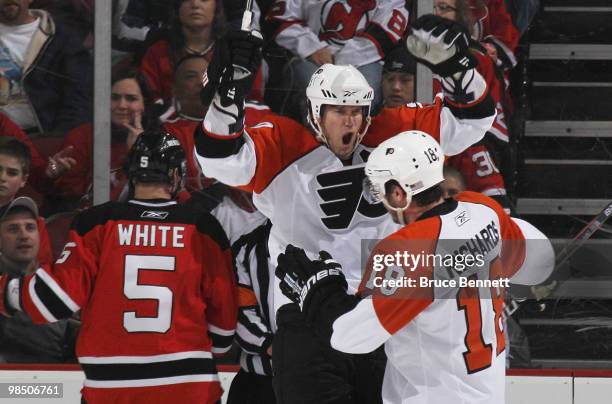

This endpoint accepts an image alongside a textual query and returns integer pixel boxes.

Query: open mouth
[342,132,353,145]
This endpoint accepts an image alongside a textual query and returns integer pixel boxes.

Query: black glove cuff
[301,269,348,314]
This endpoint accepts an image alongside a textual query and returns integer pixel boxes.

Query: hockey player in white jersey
[196,14,496,404]
[276,131,555,404]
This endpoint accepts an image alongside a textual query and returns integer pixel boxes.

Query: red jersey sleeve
[19,222,100,324]
[197,215,238,355]
[140,40,174,102]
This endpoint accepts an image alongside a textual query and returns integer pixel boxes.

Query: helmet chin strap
[381,194,412,225]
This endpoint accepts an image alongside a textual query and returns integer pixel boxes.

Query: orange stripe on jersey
[362,99,443,148]
[364,218,442,335]
[242,115,320,194]
[455,191,526,278]
[238,287,258,308]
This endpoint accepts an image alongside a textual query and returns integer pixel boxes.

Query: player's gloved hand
[201,29,263,109]
[406,15,477,77]
[276,245,347,312]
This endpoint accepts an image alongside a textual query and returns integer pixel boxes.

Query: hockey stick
[503,199,612,319]
[241,0,254,31]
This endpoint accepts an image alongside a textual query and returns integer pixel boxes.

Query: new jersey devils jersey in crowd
[266,0,408,66]
[1,199,237,404]
[473,0,520,70]
[196,93,495,319]
[325,192,553,404]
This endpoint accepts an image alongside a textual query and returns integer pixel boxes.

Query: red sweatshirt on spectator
[473,0,519,69]
[52,123,129,201]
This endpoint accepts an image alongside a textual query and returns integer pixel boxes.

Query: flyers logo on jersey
[141,211,169,220]
[316,165,387,230]
[319,0,376,45]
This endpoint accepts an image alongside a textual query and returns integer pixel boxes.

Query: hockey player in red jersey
[0,132,237,404]
[196,14,495,404]
[276,131,555,403]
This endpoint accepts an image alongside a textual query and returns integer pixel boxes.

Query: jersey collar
[128,199,178,207]
[416,198,459,222]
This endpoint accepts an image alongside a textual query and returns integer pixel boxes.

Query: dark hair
[383,45,417,75]
[169,0,226,57]
[111,69,161,133]
[443,166,466,190]
[173,53,208,77]
[0,137,32,175]
[384,180,443,207]
[413,184,443,207]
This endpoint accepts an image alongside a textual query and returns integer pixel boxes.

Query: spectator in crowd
[112,0,173,57]
[440,165,466,198]
[51,69,159,209]
[161,54,272,193]
[504,0,540,36]
[381,45,416,108]
[140,0,224,103]
[0,112,76,192]
[0,0,92,134]
[265,0,409,119]
[32,0,94,48]
[0,197,79,363]
[472,0,519,70]
[0,137,52,264]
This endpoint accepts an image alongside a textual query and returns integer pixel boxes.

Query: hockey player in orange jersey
[276,131,555,403]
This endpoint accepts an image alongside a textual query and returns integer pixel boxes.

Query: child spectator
[0,137,52,264]
[381,45,416,109]
[0,112,76,192]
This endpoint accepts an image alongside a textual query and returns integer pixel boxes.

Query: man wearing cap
[0,197,78,363]
[381,45,417,109]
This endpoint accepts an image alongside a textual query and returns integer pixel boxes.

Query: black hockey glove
[406,15,477,77]
[276,245,348,314]
[201,29,263,109]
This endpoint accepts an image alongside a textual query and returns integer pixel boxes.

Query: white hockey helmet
[364,131,445,222]
[306,64,374,147]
